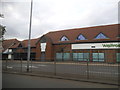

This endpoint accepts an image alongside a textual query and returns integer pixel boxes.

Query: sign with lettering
[72,42,120,49]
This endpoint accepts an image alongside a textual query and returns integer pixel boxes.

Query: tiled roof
[2,39,19,51]
[10,38,39,48]
[44,24,119,44]
[21,38,39,47]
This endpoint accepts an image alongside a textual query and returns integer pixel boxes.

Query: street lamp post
[27,0,33,72]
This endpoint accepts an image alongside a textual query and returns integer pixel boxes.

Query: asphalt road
[2,61,119,81]
[2,73,118,88]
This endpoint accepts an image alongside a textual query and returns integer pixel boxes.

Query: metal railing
[2,58,119,85]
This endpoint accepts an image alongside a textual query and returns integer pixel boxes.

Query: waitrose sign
[72,42,120,49]
[102,43,120,48]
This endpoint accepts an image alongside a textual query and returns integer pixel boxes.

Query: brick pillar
[45,42,54,61]
[35,43,41,60]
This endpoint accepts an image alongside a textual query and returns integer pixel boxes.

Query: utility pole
[27,0,33,72]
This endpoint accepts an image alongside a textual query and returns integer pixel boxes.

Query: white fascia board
[72,42,120,49]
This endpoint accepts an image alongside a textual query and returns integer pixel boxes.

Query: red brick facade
[38,24,119,63]
[2,24,120,63]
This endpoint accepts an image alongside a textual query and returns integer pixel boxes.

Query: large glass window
[84,53,89,61]
[73,53,78,61]
[56,53,62,61]
[92,53,104,62]
[56,53,70,61]
[63,53,70,60]
[78,53,83,61]
[73,53,89,61]
[116,53,120,62]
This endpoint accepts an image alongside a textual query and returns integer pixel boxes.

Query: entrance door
[41,52,45,61]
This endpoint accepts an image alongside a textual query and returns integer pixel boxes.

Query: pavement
[2,60,119,66]
[2,73,119,88]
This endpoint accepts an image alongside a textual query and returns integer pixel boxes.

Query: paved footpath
[2,60,119,66]
[2,73,119,88]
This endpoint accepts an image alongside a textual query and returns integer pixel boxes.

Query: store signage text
[72,42,120,49]
[102,44,120,48]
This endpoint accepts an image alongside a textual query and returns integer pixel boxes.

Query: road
[2,73,118,88]
[2,60,119,81]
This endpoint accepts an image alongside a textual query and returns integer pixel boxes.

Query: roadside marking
[24,66,38,68]
[86,71,119,75]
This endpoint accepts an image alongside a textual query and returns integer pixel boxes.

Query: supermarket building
[39,24,120,63]
[2,24,120,63]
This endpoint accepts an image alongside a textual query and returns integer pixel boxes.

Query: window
[92,53,104,62]
[60,36,69,41]
[76,34,86,40]
[56,53,70,61]
[63,53,70,60]
[56,53,62,61]
[18,43,22,47]
[95,33,108,39]
[8,49,12,52]
[73,53,89,61]
[73,53,78,61]
[41,43,46,52]
[116,53,120,62]
[117,34,120,38]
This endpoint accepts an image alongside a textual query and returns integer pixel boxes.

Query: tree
[0,14,6,41]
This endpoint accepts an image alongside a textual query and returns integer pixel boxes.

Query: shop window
[92,53,104,62]
[63,53,70,60]
[116,53,120,62]
[95,33,108,39]
[73,53,78,61]
[56,53,63,61]
[73,53,89,61]
[56,53,70,61]
[78,53,84,61]
[76,34,86,40]
[60,36,69,41]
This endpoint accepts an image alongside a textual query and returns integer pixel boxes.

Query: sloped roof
[10,38,39,48]
[44,24,119,44]
[2,39,19,51]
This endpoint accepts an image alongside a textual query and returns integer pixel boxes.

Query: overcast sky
[1,0,119,41]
